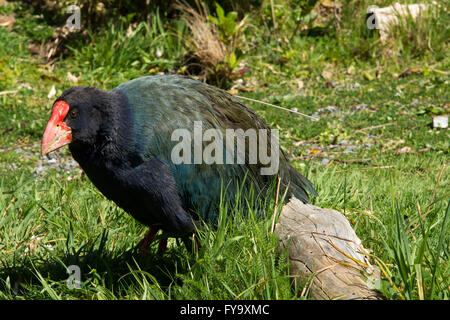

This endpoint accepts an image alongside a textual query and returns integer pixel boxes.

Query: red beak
[41,101,72,156]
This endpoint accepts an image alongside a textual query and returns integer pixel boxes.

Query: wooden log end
[274,197,383,300]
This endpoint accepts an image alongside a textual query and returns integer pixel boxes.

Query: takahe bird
[41,75,317,252]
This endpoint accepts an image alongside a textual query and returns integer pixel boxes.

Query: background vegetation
[0,0,448,300]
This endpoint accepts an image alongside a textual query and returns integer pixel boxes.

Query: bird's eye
[69,109,78,119]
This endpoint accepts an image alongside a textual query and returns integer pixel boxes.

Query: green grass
[67,10,186,85]
[0,0,448,300]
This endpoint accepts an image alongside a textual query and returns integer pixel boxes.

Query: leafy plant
[208,3,240,42]
[176,1,248,88]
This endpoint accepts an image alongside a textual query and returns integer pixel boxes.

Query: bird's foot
[137,228,168,258]
[138,228,159,249]
[138,228,159,258]
[157,237,168,254]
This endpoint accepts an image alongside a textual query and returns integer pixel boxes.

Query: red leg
[138,228,159,258]
[157,237,168,254]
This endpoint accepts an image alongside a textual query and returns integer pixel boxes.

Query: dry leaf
[309,148,321,154]
[47,85,56,99]
[399,68,422,78]
[40,74,60,82]
[385,139,405,148]
[0,14,15,31]
[67,72,78,84]
[321,70,333,81]
[396,146,412,154]
[320,0,342,8]
[239,87,258,92]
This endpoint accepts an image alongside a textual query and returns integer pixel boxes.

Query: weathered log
[274,197,382,300]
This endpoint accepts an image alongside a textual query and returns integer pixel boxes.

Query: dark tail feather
[287,166,318,203]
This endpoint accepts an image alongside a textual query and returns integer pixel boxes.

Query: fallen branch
[354,122,396,133]
[0,141,40,153]
[0,90,18,96]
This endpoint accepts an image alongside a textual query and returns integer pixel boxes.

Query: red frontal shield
[41,101,72,156]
